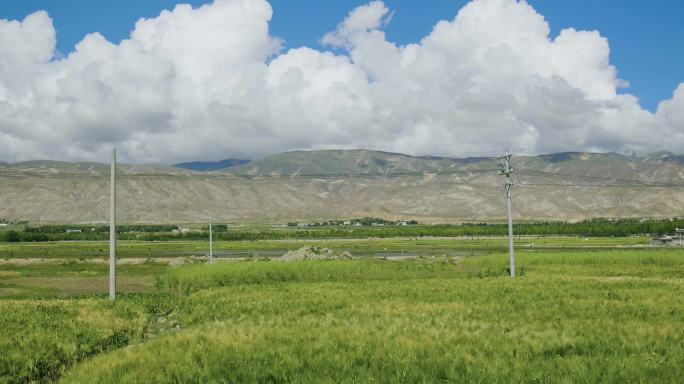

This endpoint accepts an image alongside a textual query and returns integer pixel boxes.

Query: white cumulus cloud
[0,0,682,163]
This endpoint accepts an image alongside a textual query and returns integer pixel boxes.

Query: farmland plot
[1,249,683,383]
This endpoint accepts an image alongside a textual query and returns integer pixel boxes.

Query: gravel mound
[281,246,352,262]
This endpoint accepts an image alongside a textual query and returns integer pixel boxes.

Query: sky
[0,0,682,163]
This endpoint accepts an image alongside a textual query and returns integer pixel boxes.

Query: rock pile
[168,255,208,268]
[281,246,352,261]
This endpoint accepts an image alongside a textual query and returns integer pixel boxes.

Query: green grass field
[1,245,683,383]
[0,236,651,260]
[0,263,167,298]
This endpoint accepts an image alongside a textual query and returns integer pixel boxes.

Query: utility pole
[499,152,516,278]
[209,215,213,263]
[109,147,117,300]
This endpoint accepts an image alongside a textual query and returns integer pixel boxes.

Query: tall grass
[64,252,684,383]
[156,258,460,293]
[3,250,684,383]
[0,299,145,383]
[460,249,684,277]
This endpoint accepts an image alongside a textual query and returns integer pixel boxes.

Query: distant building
[0,223,8,227]
[397,221,408,226]
[651,230,683,246]
[651,236,673,246]
[66,229,82,233]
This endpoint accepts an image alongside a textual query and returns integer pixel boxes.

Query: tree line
[1,218,682,242]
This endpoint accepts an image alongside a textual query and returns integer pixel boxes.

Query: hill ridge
[1,150,683,222]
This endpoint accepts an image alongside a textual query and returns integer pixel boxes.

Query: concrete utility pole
[109,148,117,300]
[209,215,214,263]
[499,152,516,278]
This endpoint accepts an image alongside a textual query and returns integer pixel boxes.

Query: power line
[517,182,684,188]
[519,170,639,183]
[2,164,684,187]
[0,168,501,181]
[1,170,683,188]
[517,170,684,188]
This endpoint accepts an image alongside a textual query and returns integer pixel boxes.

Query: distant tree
[5,230,20,242]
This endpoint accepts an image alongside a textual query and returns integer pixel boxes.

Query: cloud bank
[0,0,682,163]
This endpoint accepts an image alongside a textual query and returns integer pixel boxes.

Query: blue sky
[0,0,681,111]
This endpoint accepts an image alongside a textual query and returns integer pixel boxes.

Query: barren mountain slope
[1,151,683,223]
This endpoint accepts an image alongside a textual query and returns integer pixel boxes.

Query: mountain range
[1,150,683,223]
[173,159,250,171]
